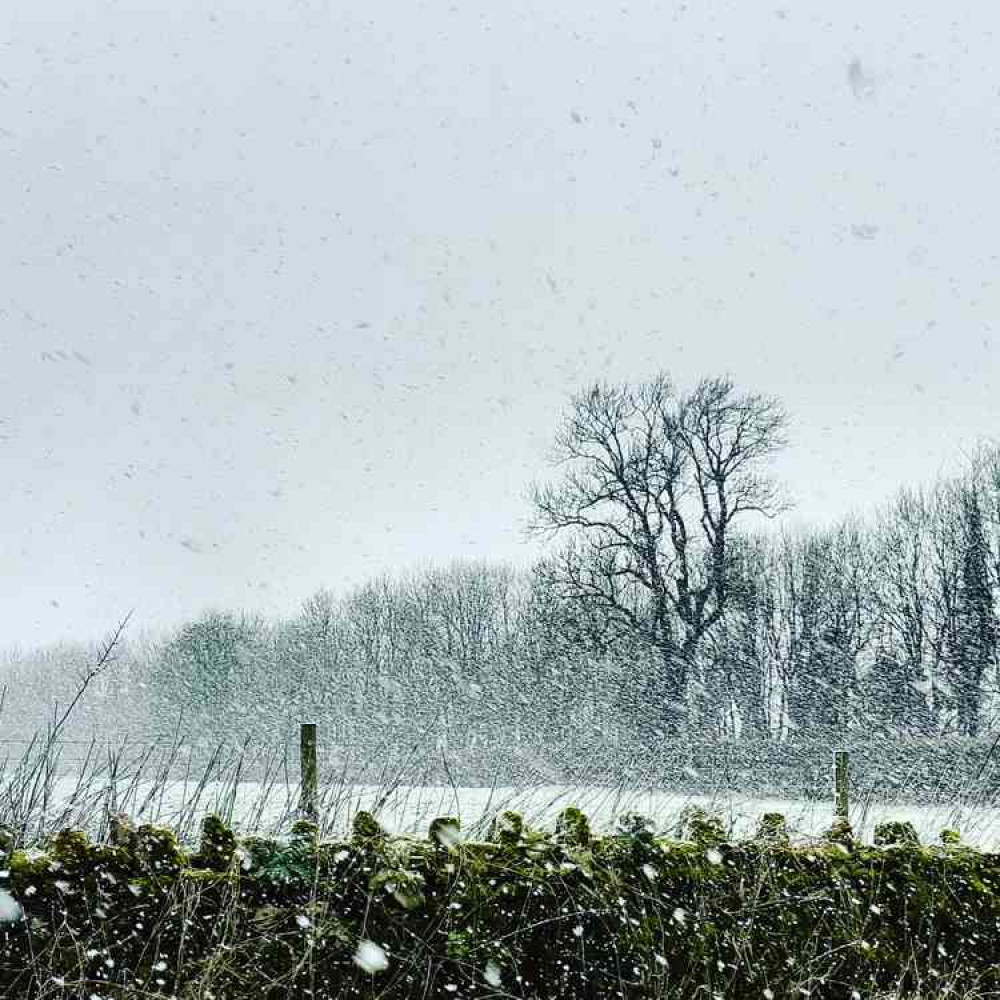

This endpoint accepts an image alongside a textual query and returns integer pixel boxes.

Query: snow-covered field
[31,777,1000,849]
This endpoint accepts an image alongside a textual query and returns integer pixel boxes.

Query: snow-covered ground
[30,777,1000,849]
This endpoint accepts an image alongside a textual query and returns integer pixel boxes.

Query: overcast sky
[1,0,998,649]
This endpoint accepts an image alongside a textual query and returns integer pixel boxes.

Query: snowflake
[353,939,389,974]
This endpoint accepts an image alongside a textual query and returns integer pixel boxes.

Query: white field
[30,777,1000,849]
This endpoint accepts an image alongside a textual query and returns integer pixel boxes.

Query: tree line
[3,373,998,747]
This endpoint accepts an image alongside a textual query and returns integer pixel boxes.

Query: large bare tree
[529,373,788,733]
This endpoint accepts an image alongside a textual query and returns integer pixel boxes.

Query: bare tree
[529,373,788,733]
[775,523,873,738]
[866,488,937,734]
[698,533,781,739]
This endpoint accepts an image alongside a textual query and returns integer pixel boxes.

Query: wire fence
[2,728,1000,849]
[3,731,1000,797]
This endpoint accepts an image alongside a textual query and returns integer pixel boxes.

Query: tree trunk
[659,640,689,736]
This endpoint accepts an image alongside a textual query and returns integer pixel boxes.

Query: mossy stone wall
[1,810,998,999]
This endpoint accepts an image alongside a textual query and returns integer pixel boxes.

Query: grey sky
[1,0,997,648]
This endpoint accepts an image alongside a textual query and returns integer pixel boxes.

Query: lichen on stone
[873,820,921,848]
[192,813,237,871]
[428,816,462,849]
[555,807,591,849]
[755,812,790,844]
[351,810,385,844]
[675,806,725,848]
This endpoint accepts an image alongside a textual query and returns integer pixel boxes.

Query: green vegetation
[2,808,999,999]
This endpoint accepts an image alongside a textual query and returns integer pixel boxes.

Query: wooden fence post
[834,749,849,825]
[300,723,318,822]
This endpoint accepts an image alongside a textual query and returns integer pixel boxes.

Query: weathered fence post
[834,749,849,824]
[299,723,318,822]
